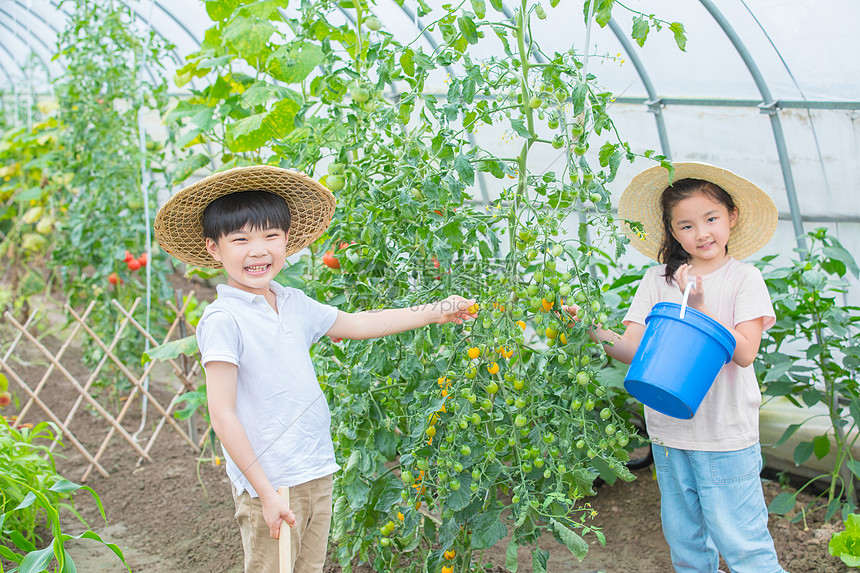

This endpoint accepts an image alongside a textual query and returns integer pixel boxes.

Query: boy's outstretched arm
[560,305,645,365]
[205,361,296,538]
[326,295,477,340]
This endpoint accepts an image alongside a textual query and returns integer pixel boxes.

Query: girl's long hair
[658,178,737,283]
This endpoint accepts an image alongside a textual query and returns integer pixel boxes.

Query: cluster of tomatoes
[107,250,148,285]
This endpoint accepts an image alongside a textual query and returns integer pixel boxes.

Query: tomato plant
[171,0,684,570]
[48,0,176,382]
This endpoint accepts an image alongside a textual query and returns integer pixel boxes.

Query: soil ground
[1,315,851,573]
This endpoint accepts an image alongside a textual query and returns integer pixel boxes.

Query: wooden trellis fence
[0,294,207,481]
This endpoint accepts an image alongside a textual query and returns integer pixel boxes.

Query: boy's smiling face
[205,224,288,296]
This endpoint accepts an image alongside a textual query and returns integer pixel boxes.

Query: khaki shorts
[231,474,333,573]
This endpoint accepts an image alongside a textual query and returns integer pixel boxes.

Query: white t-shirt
[196,282,340,496]
[623,258,775,451]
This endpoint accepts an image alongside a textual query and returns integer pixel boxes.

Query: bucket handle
[680,280,694,320]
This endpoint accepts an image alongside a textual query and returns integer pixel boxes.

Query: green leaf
[531,547,549,573]
[823,245,860,279]
[142,335,199,364]
[173,153,211,183]
[488,0,503,13]
[458,16,479,45]
[767,491,797,514]
[267,98,301,139]
[223,16,276,60]
[226,113,269,152]
[470,505,506,549]
[400,48,415,77]
[205,0,240,21]
[829,513,860,566]
[49,480,83,495]
[813,434,831,460]
[846,459,860,479]
[793,441,815,466]
[268,43,325,84]
[470,0,486,19]
[772,423,802,448]
[631,16,649,47]
[0,372,7,392]
[505,537,519,572]
[18,545,56,573]
[509,118,532,139]
[669,22,687,51]
[550,518,589,561]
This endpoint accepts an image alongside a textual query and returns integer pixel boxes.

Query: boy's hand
[262,492,296,539]
[434,295,478,325]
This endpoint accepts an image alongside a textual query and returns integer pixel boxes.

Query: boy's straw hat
[155,165,336,268]
[617,162,778,261]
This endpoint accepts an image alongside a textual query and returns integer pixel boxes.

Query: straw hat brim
[616,162,778,261]
[154,165,336,268]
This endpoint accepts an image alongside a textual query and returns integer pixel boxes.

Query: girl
[566,163,787,573]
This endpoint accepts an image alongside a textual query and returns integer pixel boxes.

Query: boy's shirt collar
[215,281,290,306]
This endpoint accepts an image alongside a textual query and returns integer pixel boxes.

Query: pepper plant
[758,228,860,521]
[168,0,684,570]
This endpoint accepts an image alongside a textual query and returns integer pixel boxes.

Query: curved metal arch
[0,44,18,85]
[698,0,805,253]
[607,17,671,160]
[46,0,196,90]
[0,14,54,74]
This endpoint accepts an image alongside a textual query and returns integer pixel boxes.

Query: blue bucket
[624,302,736,419]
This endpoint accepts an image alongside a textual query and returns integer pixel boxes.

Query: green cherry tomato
[600,407,612,420]
[514,414,528,428]
[460,445,472,456]
[365,16,382,30]
[584,399,595,411]
[529,96,542,109]
[605,424,616,436]
[551,135,564,149]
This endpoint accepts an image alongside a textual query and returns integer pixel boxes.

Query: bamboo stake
[15,301,95,427]
[279,486,292,573]
[4,311,153,462]
[0,354,109,478]
[65,305,199,452]
[50,299,138,453]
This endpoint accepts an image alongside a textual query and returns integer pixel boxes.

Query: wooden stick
[278,486,292,573]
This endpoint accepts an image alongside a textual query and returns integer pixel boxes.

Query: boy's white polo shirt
[197,281,340,496]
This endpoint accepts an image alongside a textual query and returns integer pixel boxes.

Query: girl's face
[669,192,738,268]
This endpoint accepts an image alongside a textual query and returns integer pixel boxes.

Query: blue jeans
[652,443,787,573]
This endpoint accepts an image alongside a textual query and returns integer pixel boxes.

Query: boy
[154,165,476,572]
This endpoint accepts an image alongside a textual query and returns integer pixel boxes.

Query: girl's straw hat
[617,162,778,261]
[155,165,336,268]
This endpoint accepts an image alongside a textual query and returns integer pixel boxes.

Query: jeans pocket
[652,444,669,472]
[709,445,760,485]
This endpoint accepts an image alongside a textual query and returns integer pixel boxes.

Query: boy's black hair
[202,190,292,241]
[658,178,737,284]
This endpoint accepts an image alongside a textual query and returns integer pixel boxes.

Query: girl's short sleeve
[734,265,776,330]
[196,308,242,367]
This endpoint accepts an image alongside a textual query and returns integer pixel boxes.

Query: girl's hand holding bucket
[673,264,705,311]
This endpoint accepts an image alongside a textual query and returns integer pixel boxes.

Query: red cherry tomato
[322,250,340,269]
